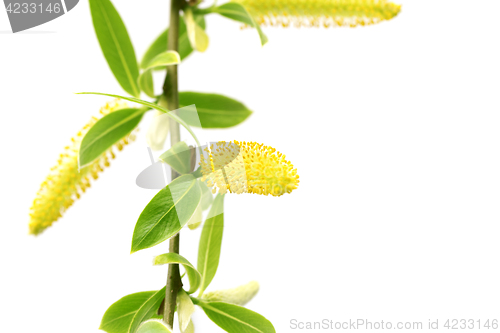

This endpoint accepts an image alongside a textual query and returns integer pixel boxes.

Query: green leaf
[140,16,206,69]
[178,92,252,128]
[212,2,268,46]
[131,174,201,253]
[89,0,140,97]
[79,107,145,168]
[138,69,155,98]
[198,194,225,296]
[199,179,213,211]
[184,8,209,53]
[78,92,201,147]
[159,141,193,175]
[153,253,201,294]
[177,289,195,331]
[136,320,172,333]
[143,51,181,70]
[100,288,166,333]
[193,299,276,333]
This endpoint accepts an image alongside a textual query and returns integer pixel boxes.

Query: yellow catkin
[28,100,138,235]
[200,141,299,197]
[202,281,260,306]
[233,0,401,28]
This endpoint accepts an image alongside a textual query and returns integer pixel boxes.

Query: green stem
[162,0,183,328]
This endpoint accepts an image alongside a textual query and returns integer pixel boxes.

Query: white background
[1,0,500,332]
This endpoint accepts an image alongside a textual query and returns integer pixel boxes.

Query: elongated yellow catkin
[28,100,138,235]
[233,0,401,28]
[200,141,299,197]
[202,281,260,305]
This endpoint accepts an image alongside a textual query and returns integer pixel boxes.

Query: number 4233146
[444,319,499,330]
[6,3,62,14]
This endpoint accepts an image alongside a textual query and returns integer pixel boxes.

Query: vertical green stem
[162,0,182,328]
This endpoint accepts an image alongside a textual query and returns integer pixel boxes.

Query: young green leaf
[178,92,252,128]
[143,51,181,71]
[159,141,193,175]
[79,108,146,168]
[153,253,202,294]
[254,23,268,46]
[100,288,166,333]
[198,194,225,296]
[89,0,140,97]
[177,289,195,332]
[147,109,170,151]
[78,92,201,147]
[184,320,195,333]
[140,16,206,69]
[138,51,180,98]
[184,8,209,53]
[136,320,172,333]
[199,179,214,211]
[202,281,260,306]
[139,69,155,98]
[187,202,203,230]
[214,2,254,25]
[193,299,276,333]
[212,2,268,46]
[131,174,201,253]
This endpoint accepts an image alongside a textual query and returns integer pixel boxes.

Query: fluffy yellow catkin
[28,100,137,235]
[200,141,299,197]
[233,0,401,28]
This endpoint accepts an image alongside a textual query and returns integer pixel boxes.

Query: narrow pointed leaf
[154,253,201,294]
[212,2,268,45]
[78,92,201,147]
[136,320,172,333]
[100,287,166,333]
[131,174,201,253]
[193,299,276,333]
[79,107,145,168]
[178,92,252,128]
[89,0,140,96]
[198,194,225,296]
